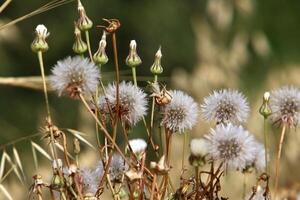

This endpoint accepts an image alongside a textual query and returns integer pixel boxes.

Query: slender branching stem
[84,30,93,61]
[263,117,270,175]
[274,124,287,199]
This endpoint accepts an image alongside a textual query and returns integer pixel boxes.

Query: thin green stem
[84,30,93,61]
[263,117,270,175]
[150,75,158,130]
[181,132,187,170]
[131,67,137,86]
[274,124,287,199]
[37,51,51,118]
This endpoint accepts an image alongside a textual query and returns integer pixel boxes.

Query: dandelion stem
[274,124,287,199]
[131,67,137,86]
[181,132,187,170]
[37,51,51,118]
[84,30,93,61]
[263,117,270,175]
[243,173,247,199]
[195,166,200,199]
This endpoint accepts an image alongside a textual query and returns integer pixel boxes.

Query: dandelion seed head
[98,81,147,125]
[81,168,98,194]
[94,160,104,178]
[161,90,199,133]
[190,138,209,157]
[253,142,266,172]
[245,186,269,200]
[206,124,257,171]
[109,154,128,182]
[201,89,249,125]
[270,85,300,127]
[128,138,147,154]
[50,56,100,98]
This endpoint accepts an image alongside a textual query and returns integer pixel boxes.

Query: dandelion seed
[270,85,300,127]
[128,138,147,154]
[161,90,199,133]
[190,138,209,157]
[253,142,266,172]
[98,81,147,125]
[50,56,100,98]
[201,89,249,125]
[245,186,269,200]
[206,124,257,171]
[109,154,128,183]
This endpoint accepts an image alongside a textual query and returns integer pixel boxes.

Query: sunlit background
[1,0,300,199]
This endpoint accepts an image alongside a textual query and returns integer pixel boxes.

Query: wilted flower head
[126,40,142,67]
[93,31,108,65]
[161,90,199,133]
[50,56,100,98]
[150,47,163,75]
[128,138,147,154]
[98,81,147,125]
[190,138,209,157]
[206,124,256,171]
[201,89,249,125]
[109,154,128,183]
[270,85,300,127]
[77,0,93,31]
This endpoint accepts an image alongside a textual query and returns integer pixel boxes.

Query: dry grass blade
[65,128,87,136]
[66,129,96,150]
[2,152,23,184]
[12,147,26,181]
[54,143,74,160]
[0,0,12,13]
[0,0,75,31]
[31,141,38,171]
[31,141,52,161]
[0,152,5,180]
[0,184,13,200]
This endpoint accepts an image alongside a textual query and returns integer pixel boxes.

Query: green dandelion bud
[51,174,65,190]
[93,31,108,65]
[77,0,93,31]
[126,40,142,68]
[259,92,272,118]
[72,23,87,54]
[150,47,163,75]
[31,24,49,53]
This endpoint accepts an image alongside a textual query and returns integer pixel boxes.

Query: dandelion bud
[93,31,108,65]
[77,0,93,31]
[150,47,163,75]
[73,23,87,54]
[189,139,208,167]
[51,174,65,189]
[31,24,49,53]
[126,40,142,68]
[52,159,63,170]
[259,91,272,118]
[73,137,81,154]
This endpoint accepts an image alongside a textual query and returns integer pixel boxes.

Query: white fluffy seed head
[81,168,98,195]
[245,186,268,200]
[98,81,147,126]
[253,142,266,172]
[270,85,300,127]
[206,124,257,171]
[109,154,128,183]
[190,138,209,157]
[50,56,100,98]
[201,89,249,125]
[128,138,147,154]
[161,90,199,133]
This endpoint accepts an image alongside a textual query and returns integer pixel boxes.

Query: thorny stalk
[274,124,287,199]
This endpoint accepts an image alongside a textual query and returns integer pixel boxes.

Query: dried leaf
[31,141,52,161]
[0,184,13,200]
[54,143,74,160]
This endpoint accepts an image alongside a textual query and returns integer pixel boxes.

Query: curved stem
[274,124,287,199]
[84,30,93,61]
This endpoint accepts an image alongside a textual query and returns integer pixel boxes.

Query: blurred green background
[1,0,300,199]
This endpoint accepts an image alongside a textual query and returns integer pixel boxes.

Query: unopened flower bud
[150,47,163,75]
[77,0,93,31]
[31,24,49,53]
[52,159,63,170]
[73,138,80,154]
[72,23,87,54]
[126,40,142,68]
[259,91,272,118]
[51,174,65,189]
[93,31,108,65]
